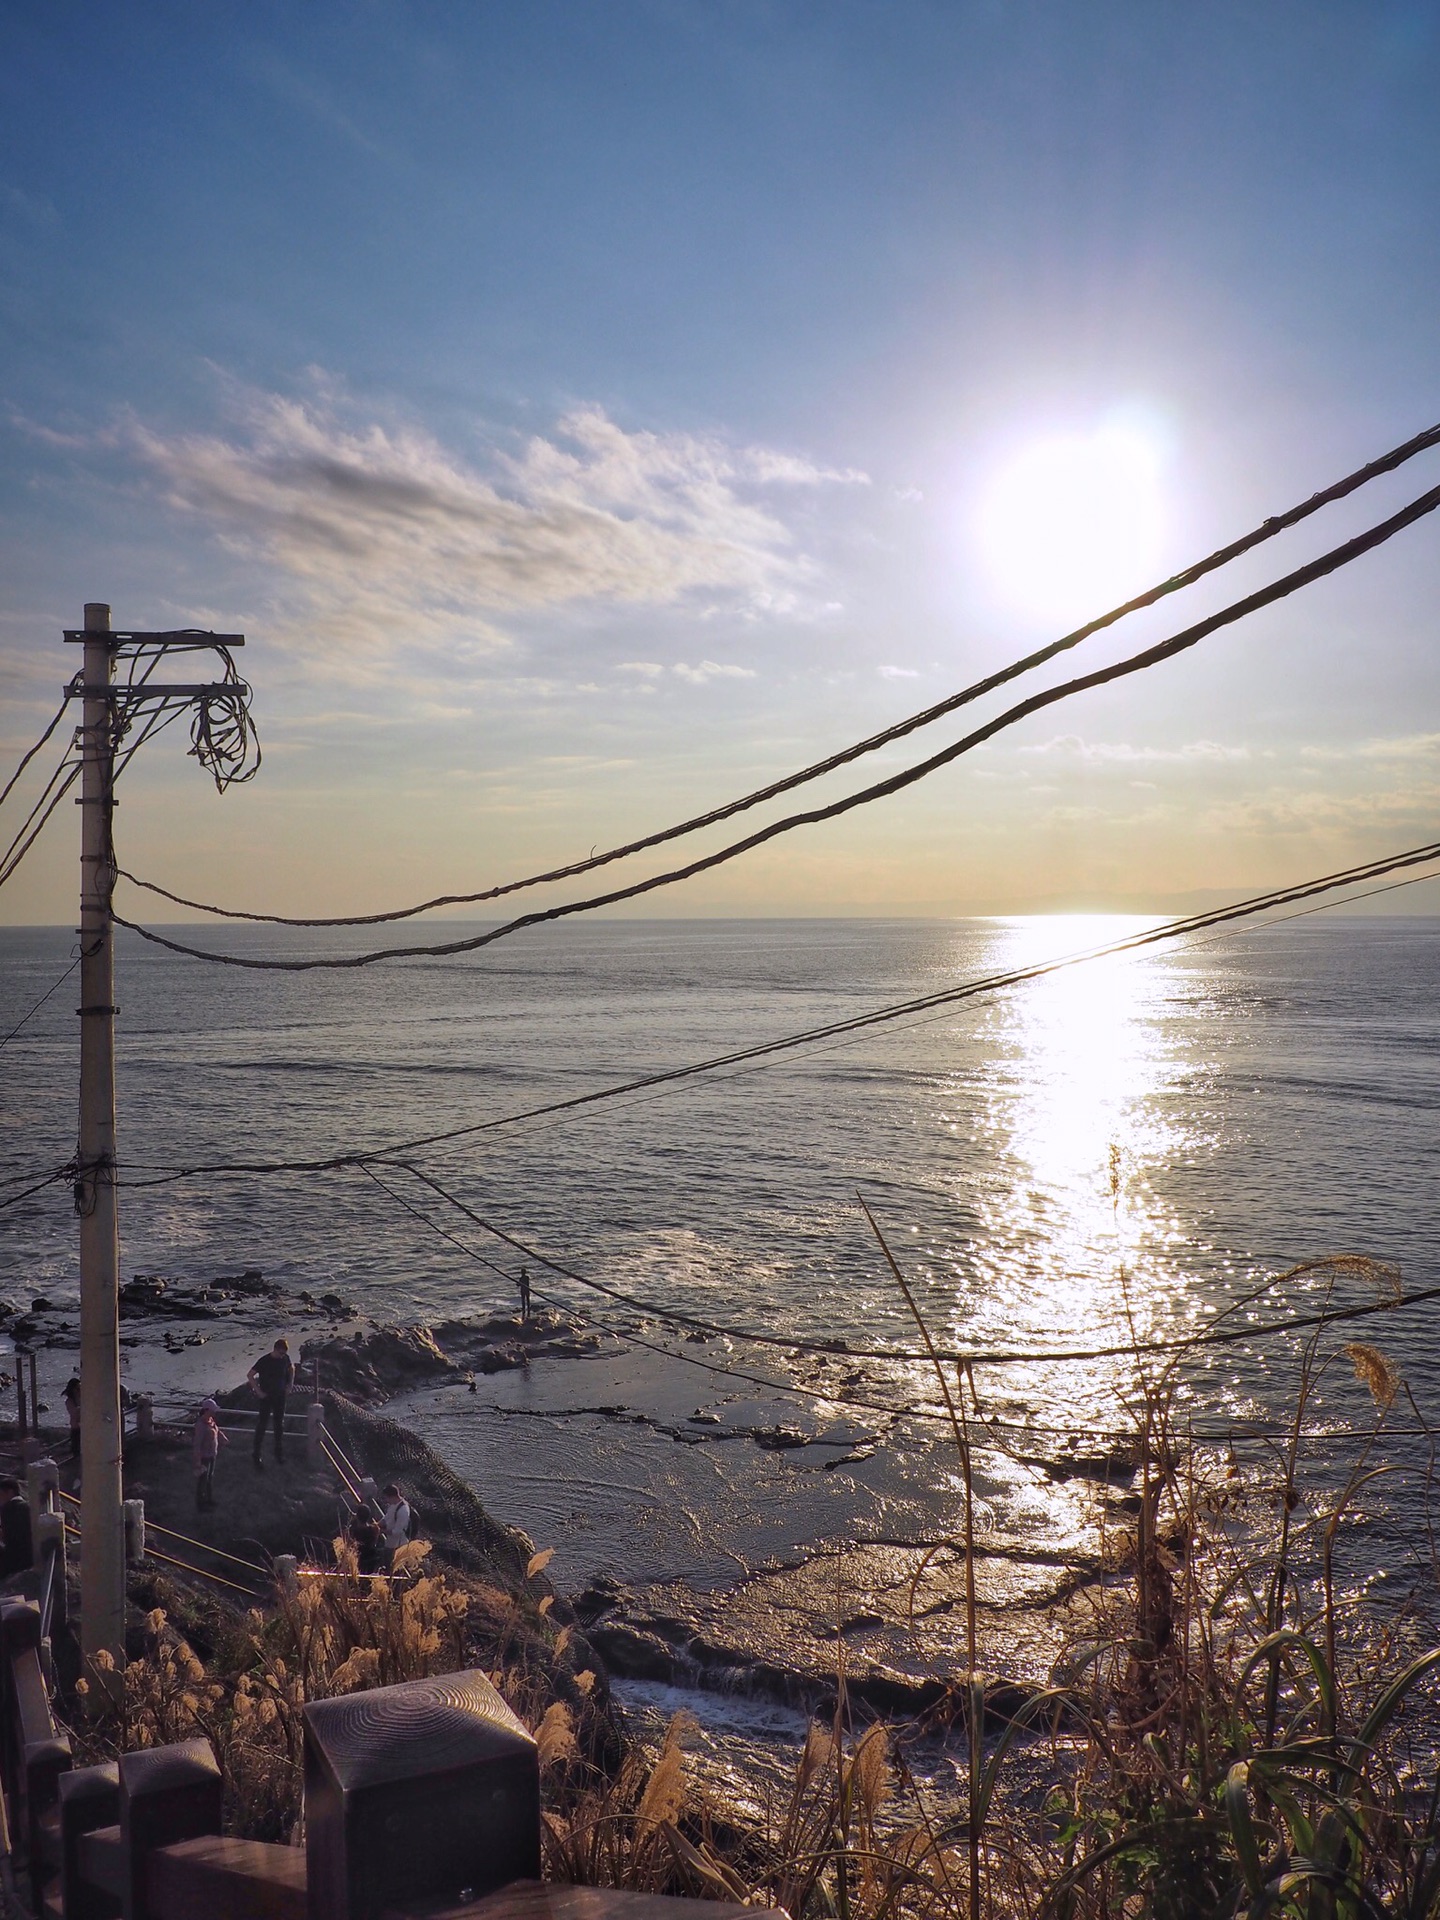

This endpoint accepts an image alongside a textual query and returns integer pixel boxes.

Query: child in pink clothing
[192,1399,228,1510]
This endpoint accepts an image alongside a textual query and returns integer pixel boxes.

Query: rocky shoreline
[4,1269,1139,1728]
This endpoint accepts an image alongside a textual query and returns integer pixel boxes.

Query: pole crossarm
[64,629,245,647]
[84,684,252,703]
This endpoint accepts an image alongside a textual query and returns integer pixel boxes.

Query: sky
[2,0,1440,925]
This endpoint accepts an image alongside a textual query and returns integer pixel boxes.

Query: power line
[109,834,1440,1186]
[111,475,1440,972]
[0,692,77,813]
[0,757,81,891]
[356,1160,1440,1447]
[0,953,79,1052]
[391,1161,1440,1370]
[114,418,1440,930]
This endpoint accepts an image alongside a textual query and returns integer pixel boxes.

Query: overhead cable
[109,833,1440,1186]
[0,757,82,891]
[391,1162,1440,1369]
[0,954,79,1052]
[357,1160,1440,1450]
[112,476,1440,972]
[114,418,1440,929]
[0,691,77,813]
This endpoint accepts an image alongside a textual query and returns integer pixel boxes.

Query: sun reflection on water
[939,916,1206,1426]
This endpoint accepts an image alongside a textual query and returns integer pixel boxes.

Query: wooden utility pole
[76,599,126,1676]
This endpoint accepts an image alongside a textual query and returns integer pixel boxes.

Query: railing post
[59,1761,120,1920]
[274,1555,298,1599]
[306,1403,326,1468]
[13,1352,27,1443]
[119,1739,222,1920]
[36,1510,67,1636]
[28,1456,60,1515]
[122,1501,145,1567]
[304,1669,539,1920]
[135,1398,154,1443]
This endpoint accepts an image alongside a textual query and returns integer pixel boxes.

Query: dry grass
[65,1246,1440,1916]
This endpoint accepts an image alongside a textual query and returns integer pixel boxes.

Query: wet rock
[215,1269,268,1295]
[321,1292,345,1310]
[30,1297,52,1313]
[574,1575,623,1624]
[299,1325,460,1406]
[688,1410,721,1425]
[753,1425,810,1451]
[476,1344,527,1375]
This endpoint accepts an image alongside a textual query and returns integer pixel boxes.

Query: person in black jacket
[0,1480,33,1578]
[348,1505,383,1576]
[247,1338,295,1469]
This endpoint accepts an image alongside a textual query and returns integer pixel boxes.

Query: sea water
[3,916,1439,1605]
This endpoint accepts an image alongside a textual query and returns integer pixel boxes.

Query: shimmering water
[3,916,1439,1595]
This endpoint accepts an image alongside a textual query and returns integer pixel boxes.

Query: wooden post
[14,1352,27,1442]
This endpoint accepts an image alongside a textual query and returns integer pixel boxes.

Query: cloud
[616,661,665,678]
[122,382,864,659]
[878,664,919,679]
[1021,733,1251,764]
[672,660,758,685]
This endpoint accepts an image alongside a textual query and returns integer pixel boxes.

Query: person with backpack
[380,1483,412,1563]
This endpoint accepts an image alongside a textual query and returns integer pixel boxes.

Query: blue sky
[3,0,1439,922]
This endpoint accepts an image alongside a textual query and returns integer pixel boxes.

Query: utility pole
[62,608,256,1681]
[76,600,125,1677]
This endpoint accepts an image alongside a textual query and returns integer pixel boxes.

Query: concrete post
[307,1401,326,1467]
[27,1456,60,1513]
[77,601,125,1683]
[122,1499,145,1566]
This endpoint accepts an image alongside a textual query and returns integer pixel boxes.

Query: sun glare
[976,421,1168,627]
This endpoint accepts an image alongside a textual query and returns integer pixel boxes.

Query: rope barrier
[143,1544,260,1598]
[140,1519,269,1578]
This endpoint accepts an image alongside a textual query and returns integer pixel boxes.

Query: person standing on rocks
[517,1265,532,1321]
[192,1398,227,1510]
[247,1337,294,1470]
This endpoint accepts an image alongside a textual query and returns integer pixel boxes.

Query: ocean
[3,914,1439,1620]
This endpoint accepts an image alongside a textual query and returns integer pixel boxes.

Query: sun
[976,420,1168,628]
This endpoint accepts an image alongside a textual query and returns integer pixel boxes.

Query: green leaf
[1226,1761,1266,1898]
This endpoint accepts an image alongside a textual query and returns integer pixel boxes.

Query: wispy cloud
[672,660,758,685]
[1021,733,1251,764]
[121,381,866,662]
